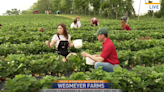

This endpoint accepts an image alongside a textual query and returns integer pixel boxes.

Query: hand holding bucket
[86,57,95,65]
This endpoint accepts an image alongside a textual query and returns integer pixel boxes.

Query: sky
[133,0,160,15]
[0,0,38,15]
[0,0,161,16]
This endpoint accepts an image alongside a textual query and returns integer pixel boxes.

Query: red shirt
[100,38,120,65]
[122,24,131,31]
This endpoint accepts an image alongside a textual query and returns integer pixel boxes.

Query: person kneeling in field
[76,17,81,28]
[81,28,120,72]
[91,17,99,26]
[120,16,131,31]
[70,19,79,29]
[45,23,76,62]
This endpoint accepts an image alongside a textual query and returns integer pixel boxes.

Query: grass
[55,14,164,22]
[55,14,108,21]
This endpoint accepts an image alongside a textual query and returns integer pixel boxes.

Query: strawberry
[129,65,134,68]
[1,58,5,61]
[4,78,6,81]
[35,74,39,77]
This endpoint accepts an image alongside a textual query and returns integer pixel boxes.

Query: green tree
[52,0,60,13]
[148,0,153,16]
[22,0,135,18]
[36,0,52,13]
[6,10,12,15]
[152,0,163,18]
[100,0,134,18]
[159,0,164,16]
[90,0,101,16]
[60,0,73,14]
[73,0,82,14]
[5,8,20,15]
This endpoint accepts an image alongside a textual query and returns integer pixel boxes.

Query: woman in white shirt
[70,19,79,28]
[45,23,76,62]
[76,17,81,28]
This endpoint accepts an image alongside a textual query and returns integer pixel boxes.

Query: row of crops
[0,14,164,92]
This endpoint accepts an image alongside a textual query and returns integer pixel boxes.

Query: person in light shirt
[45,23,76,62]
[70,19,80,29]
[76,17,81,28]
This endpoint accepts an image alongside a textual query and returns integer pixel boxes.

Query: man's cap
[94,28,108,36]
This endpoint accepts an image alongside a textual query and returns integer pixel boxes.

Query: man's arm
[87,54,104,62]
[81,52,104,62]
[93,55,100,57]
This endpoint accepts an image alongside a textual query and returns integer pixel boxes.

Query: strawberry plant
[1,14,164,91]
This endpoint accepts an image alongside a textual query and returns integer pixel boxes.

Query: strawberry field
[0,15,164,92]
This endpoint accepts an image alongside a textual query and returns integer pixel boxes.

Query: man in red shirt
[81,28,120,72]
[122,24,131,31]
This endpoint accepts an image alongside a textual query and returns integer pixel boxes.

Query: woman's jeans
[94,62,119,72]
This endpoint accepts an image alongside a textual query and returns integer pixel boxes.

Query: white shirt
[52,34,71,48]
[77,20,81,27]
[70,23,78,28]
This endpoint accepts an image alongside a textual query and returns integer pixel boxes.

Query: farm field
[0,14,164,92]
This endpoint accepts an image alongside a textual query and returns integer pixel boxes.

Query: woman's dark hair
[57,23,68,39]
[74,19,77,24]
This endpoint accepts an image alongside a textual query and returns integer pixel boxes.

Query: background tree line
[20,0,164,18]
[5,9,20,15]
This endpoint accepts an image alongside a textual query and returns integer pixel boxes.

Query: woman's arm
[45,40,56,48]
[68,39,74,48]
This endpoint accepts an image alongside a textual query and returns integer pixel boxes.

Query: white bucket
[86,57,95,65]
[73,39,82,49]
